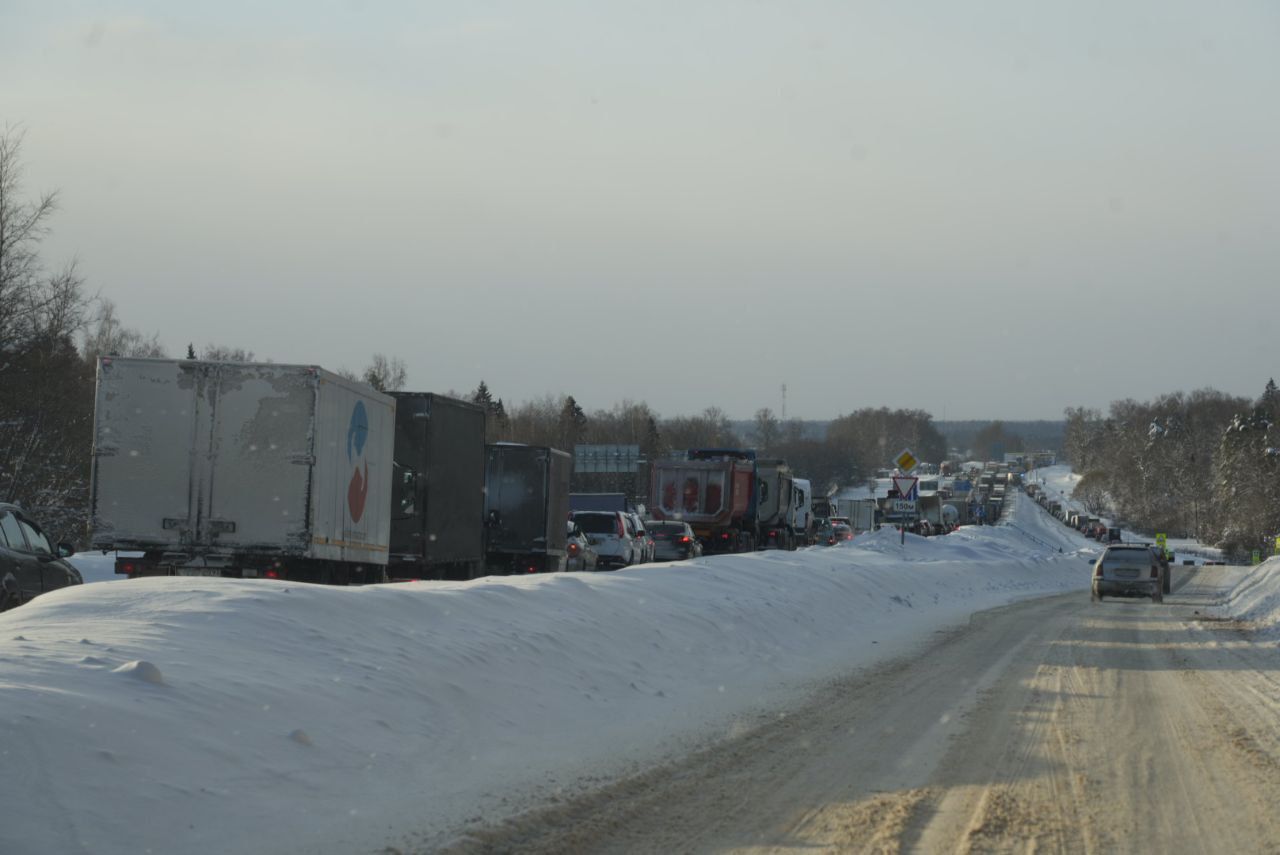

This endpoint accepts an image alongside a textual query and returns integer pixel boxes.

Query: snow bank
[1,495,1089,855]
[1216,556,1280,638]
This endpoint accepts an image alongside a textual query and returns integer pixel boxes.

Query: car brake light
[265,569,281,579]
[1095,564,1103,578]
[680,535,691,543]
[568,542,580,555]
[721,532,730,539]
[616,515,624,536]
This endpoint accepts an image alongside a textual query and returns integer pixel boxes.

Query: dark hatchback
[0,503,82,611]
[646,521,703,561]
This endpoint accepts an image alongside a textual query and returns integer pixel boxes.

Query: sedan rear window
[573,513,617,534]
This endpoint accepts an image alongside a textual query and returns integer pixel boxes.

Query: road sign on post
[894,448,918,472]
[1274,536,1280,556]
[1155,533,1167,551]
[1253,549,1263,565]
[892,476,919,500]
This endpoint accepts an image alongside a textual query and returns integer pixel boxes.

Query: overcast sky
[3,1,1277,421]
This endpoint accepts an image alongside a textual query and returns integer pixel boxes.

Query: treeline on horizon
[1063,382,1280,558]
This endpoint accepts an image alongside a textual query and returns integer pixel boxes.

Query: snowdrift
[1216,555,1280,638]
[3,499,1090,855]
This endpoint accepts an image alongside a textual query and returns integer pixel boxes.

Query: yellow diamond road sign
[895,448,918,472]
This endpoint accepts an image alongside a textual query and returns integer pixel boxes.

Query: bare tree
[81,298,166,363]
[0,126,94,541]
[362,353,407,392]
[0,126,90,367]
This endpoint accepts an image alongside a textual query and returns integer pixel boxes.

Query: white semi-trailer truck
[90,357,395,584]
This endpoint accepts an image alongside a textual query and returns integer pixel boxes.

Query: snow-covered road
[1,490,1271,854]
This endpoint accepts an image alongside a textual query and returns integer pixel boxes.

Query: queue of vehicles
[1023,478,1174,598]
[15,355,1005,607]
[83,357,811,590]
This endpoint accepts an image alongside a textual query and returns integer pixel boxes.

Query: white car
[627,513,655,563]
[570,511,639,569]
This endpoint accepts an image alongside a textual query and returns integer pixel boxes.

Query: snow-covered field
[0,491,1229,855]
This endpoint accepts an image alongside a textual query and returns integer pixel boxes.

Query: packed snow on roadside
[2,494,1091,855]
[1215,556,1280,639]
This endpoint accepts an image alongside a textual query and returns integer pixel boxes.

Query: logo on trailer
[347,401,370,523]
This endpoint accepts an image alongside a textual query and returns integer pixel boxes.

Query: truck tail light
[568,542,580,556]
[265,569,282,580]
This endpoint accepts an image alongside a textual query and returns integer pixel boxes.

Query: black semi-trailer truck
[388,392,487,581]
[483,443,572,574]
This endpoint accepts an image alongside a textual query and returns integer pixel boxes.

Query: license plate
[175,568,223,577]
[1116,569,1138,578]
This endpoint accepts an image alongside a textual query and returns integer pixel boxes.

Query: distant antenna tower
[781,382,787,421]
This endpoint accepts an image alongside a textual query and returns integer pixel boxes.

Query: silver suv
[570,511,638,569]
[1091,544,1163,603]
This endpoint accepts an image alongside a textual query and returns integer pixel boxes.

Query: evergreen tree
[186,343,196,359]
[558,395,588,448]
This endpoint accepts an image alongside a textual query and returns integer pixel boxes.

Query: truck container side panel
[485,446,546,552]
[90,358,203,550]
[544,450,572,554]
[310,374,394,565]
[204,365,315,553]
[419,395,485,565]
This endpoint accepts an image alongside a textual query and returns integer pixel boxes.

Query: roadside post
[1252,549,1263,566]
[892,450,918,547]
[1274,536,1280,557]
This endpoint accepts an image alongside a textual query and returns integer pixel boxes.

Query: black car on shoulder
[0,503,82,611]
